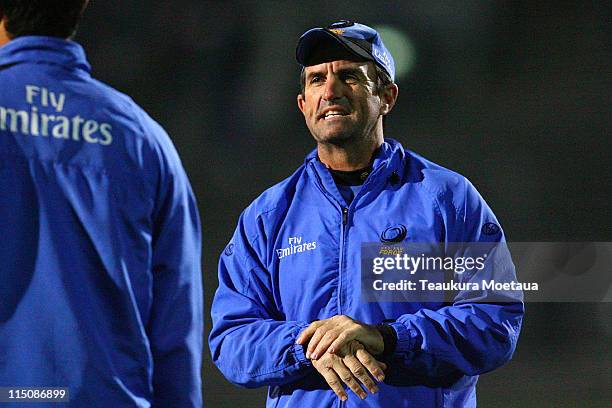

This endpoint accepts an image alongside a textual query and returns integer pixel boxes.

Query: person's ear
[379,83,398,116]
[297,93,306,115]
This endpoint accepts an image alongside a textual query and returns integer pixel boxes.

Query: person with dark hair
[209,20,523,407]
[0,0,88,39]
[0,2,203,407]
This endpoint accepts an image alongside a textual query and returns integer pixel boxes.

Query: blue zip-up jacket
[209,139,523,407]
[0,37,203,407]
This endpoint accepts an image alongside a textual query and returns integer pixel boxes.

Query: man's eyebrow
[336,67,369,80]
[305,65,368,81]
[306,69,325,79]
[337,67,364,75]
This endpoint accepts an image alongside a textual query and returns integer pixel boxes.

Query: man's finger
[356,348,386,382]
[296,321,320,345]
[328,331,352,354]
[333,360,367,400]
[306,326,330,359]
[343,354,379,395]
[319,368,348,401]
[312,330,345,360]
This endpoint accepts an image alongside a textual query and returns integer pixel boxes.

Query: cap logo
[329,28,345,35]
[373,49,391,71]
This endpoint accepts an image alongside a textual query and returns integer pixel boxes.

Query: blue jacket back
[0,37,202,407]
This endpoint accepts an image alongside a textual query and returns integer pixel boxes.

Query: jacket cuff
[291,343,311,367]
[375,323,398,358]
[388,321,420,355]
[292,323,313,367]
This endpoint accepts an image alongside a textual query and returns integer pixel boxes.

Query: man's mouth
[319,107,350,121]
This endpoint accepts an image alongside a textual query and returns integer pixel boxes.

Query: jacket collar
[305,138,407,206]
[305,138,405,175]
[0,36,91,74]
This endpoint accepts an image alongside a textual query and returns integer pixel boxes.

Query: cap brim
[296,28,373,66]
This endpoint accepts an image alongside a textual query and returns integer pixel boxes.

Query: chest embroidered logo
[276,236,317,260]
[481,222,501,236]
[380,224,408,243]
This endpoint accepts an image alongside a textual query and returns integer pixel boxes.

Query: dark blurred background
[77,1,610,407]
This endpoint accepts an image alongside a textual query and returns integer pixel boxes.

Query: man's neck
[0,21,11,48]
[317,136,383,171]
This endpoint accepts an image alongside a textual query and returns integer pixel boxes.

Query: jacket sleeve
[209,209,313,388]
[145,127,203,408]
[386,178,524,379]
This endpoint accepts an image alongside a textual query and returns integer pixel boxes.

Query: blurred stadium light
[374,25,417,80]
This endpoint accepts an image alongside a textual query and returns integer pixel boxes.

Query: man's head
[296,21,398,147]
[0,0,89,41]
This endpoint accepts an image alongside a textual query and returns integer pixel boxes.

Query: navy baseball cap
[296,20,395,82]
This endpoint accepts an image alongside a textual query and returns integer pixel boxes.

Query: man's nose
[323,75,343,101]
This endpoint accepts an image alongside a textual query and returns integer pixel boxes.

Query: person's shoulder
[89,79,167,141]
[403,149,492,219]
[404,149,470,195]
[91,78,180,159]
[86,78,134,111]
[241,165,308,223]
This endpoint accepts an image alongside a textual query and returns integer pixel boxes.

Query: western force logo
[482,222,501,236]
[276,236,317,260]
[380,224,407,243]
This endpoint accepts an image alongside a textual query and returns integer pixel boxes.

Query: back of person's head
[0,0,89,39]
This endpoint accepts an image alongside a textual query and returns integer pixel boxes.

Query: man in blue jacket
[0,1,202,407]
[210,20,523,407]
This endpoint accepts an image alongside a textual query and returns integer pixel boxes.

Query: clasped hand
[309,340,386,401]
[297,315,387,401]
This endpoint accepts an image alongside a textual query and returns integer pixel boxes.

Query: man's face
[297,58,384,145]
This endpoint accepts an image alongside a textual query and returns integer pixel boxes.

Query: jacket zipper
[308,163,351,316]
[309,162,386,316]
[338,207,349,314]
[338,167,385,314]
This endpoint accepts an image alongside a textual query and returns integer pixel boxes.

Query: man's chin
[315,131,356,146]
